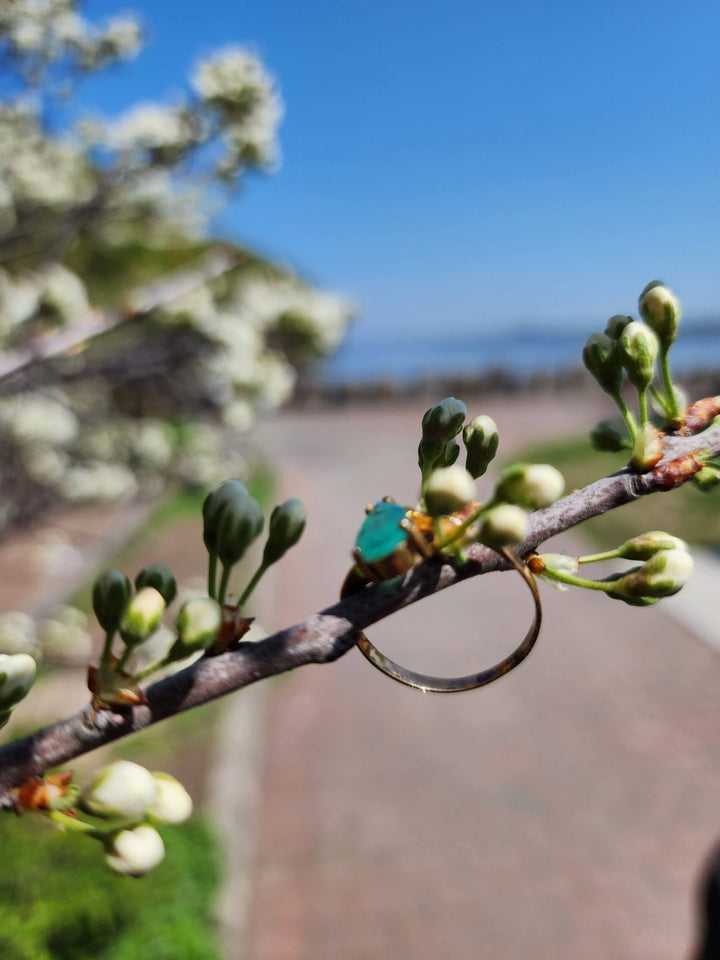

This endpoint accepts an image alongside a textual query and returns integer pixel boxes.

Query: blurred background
[0,2,719,958]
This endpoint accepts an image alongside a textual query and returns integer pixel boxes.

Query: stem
[638,388,649,426]
[100,630,115,668]
[578,548,621,564]
[435,500,492,550]
[659,349,680,420]
[238,562,268,608]
[614,393,638,442]
[217,564,232,605]
[207,552,218,600]
[539,566,618,593]
[650,383,670,415]
[115,646,134,673]
[46,810,106,840]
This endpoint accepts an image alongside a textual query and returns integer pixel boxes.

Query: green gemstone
[354,501,408,564]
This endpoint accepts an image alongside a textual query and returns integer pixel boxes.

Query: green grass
[0,814,222,960]
[512,433,720,548]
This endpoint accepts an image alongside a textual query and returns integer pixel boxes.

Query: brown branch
[1,422,718,803]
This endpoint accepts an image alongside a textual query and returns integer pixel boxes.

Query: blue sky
[83,0,719,349]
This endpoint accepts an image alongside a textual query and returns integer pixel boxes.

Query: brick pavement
[243,392,720,960]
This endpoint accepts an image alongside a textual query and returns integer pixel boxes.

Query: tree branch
[1,422,718,803]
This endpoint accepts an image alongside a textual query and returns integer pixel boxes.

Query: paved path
[242,392,720,960]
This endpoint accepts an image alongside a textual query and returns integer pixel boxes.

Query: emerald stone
[354,501,408,564]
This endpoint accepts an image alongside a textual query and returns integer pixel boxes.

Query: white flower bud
[618,321,659,391]
[119,587,166,648]
[106,825,165,877]
[480,504,528,547]
[638,281,681,348]
[423,466,476,516]
[82,760,158,820]
[495,463,565,509]
[0,652,37,710]
[168,596,222,662]
[608,547,694,603]
[148,773,193,824]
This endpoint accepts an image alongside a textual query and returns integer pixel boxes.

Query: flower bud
[582,332,622,396]
[607,547,693,603]
[106,824,165,877]
[616,531,688,560]
[92,570,132,635]
[81,760,158,820]
[528,553,579,591]
[418,397,467,469]
[262,498,307,566]
[589,421,629,453]
[135,563,177,606]
[147,773,193,825]
[119,587,166,649]
[495,463,565,509]
[463,415,499,479]
[168,596,222,661]
[423,467,476,517]
[638,281,681,348]
[618,321,659,391]
[605,315,633,340]
[203,480,264,568]
[630,422,664,471]
[479,504,528,547]
[0,652,37,716]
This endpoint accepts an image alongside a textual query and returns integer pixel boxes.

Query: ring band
[354,547,542,693]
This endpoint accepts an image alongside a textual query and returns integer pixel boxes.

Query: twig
[0,423,718,803]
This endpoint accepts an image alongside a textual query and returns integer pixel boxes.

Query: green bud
[0,653,37,714]
[618,321,659,391]
[423,467,476,517]
[463,415,499,479]
[582,332,622,396]
[590,421,630,453]
[419,397,467,470]
[120,587,166,649]
[630,422,664,471]
[203,480,254,553]
[262,498,307,566]
[216,494,264,569]
[638,281,681,349]
[479,504,528,548]
[168,596,223,661]
[605,315,633,340]
[495,462,565,509]
[92,570,132,636]
[693,465,720,492]
[606,547,693,603]
[616,531,688,560]
[135,563,177,606]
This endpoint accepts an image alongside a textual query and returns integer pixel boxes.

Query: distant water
[320,323,720,384]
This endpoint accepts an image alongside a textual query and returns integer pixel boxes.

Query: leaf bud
[423,466,476,517]
[693,465,720,492]
[638,281,681,348]
[0,653,37,719]
[135,563,177,606]
[630,422,664,471]
[479,504,528,547]
[81,760,158,820]
[590,421,629,453]
[615,531,688,560]
[120,587,166,649]
[606,547,693,603]
[105,825,165,877]
[92,570,132,636]
[582,332,622,396]
[262,498,307,566]
[169,596,222,661]
[494,462,565,509]
[618,321,659,391]
[147,773,193,825]
[605,315,633,340]
[463,415,499,479]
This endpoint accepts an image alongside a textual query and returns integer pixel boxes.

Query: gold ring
[354,547,541,693]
